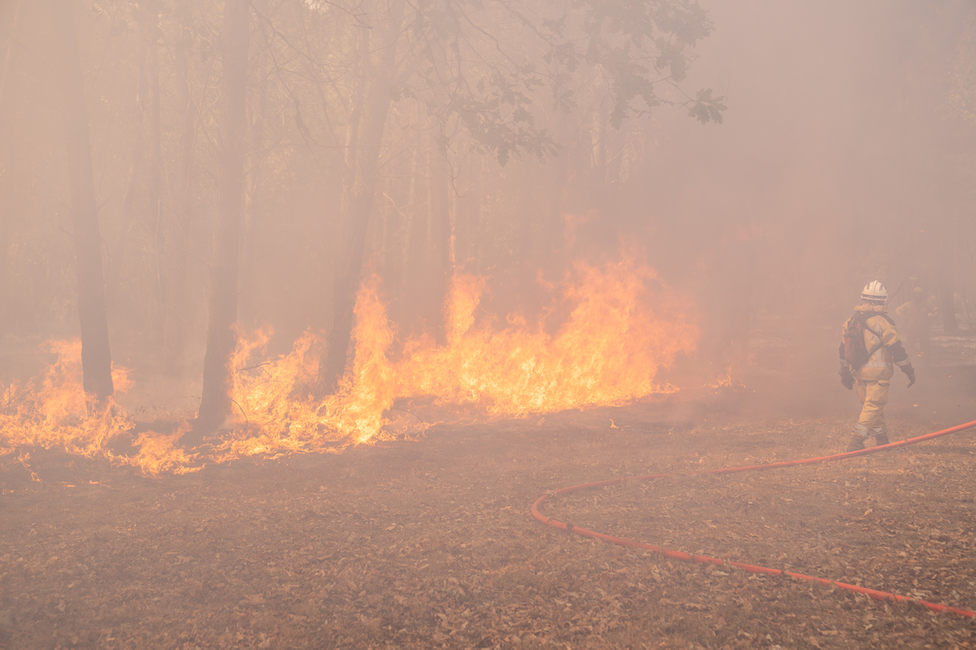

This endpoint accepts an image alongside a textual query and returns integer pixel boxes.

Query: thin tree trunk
[195,0,250,433]
[315,24,367,331]
[106,25,147,309]
[399,124,426,331]
[428,127,452,346]
[426,0,456,313]
[240,0,269,326]
[165,0,197,376]
[146,8,166,351]
[52,0,113,399]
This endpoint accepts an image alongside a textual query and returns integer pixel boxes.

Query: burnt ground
[1,342,976,648]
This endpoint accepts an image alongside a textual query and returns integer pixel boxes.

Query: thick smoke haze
[647,0,976,317]
[648,0,976,409]
[0,0,972,414]
[2,2,976,648]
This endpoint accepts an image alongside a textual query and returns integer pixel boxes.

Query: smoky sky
[633,0,974,322]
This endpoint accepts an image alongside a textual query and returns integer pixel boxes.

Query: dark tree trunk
[320,87,394,390]
[52,0,114,399]
[318,5,403,393]
[195,0,250,433]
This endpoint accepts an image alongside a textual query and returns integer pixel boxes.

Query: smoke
[1,0,973,433]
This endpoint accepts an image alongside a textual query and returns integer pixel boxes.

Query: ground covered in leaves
[2,366,976,649]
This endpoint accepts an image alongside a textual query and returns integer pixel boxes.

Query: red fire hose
[531,419,976,618]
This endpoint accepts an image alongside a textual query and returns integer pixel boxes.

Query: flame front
[0,256,698,475]
[0,340,132,459]
[395,257,696,414]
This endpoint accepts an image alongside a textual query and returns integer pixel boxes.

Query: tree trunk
[165,0,197,376]
[146,7,166,352]
[195,0,249,433]
[0,0,24,334]
[399,125,426,331]
[320,90,394,391]
[318,4,403,393]
[52,0,114,399]
[239,0,269,327]
[106,24,147,309]
[315,24,366,330]
[421,0,453,343]
[428,127,452,346]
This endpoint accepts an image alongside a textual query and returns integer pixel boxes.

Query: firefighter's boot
[873,428,889,446]
[846,434,866,452]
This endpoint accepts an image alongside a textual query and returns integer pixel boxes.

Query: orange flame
[393,257,696,415]
[0,340,132,459]
[1,256,698,475]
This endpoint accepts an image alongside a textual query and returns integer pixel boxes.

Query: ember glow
[1,257,698,475]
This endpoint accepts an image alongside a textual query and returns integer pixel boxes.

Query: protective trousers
[853,378,889,438]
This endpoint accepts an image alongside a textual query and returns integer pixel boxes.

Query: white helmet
[861,280,888,303]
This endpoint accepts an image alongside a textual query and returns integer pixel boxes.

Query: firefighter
[838,281,916,451]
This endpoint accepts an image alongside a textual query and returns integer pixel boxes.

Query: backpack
[842,312,894,369]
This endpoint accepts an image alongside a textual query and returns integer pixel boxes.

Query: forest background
[0,0,974,430]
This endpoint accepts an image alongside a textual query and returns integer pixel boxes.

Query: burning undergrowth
[0,256,698,476]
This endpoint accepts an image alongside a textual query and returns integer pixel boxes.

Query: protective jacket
[839,303,911,381]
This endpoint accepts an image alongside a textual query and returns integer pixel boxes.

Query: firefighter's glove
[902,364,916,388]
[839,365,854,390]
